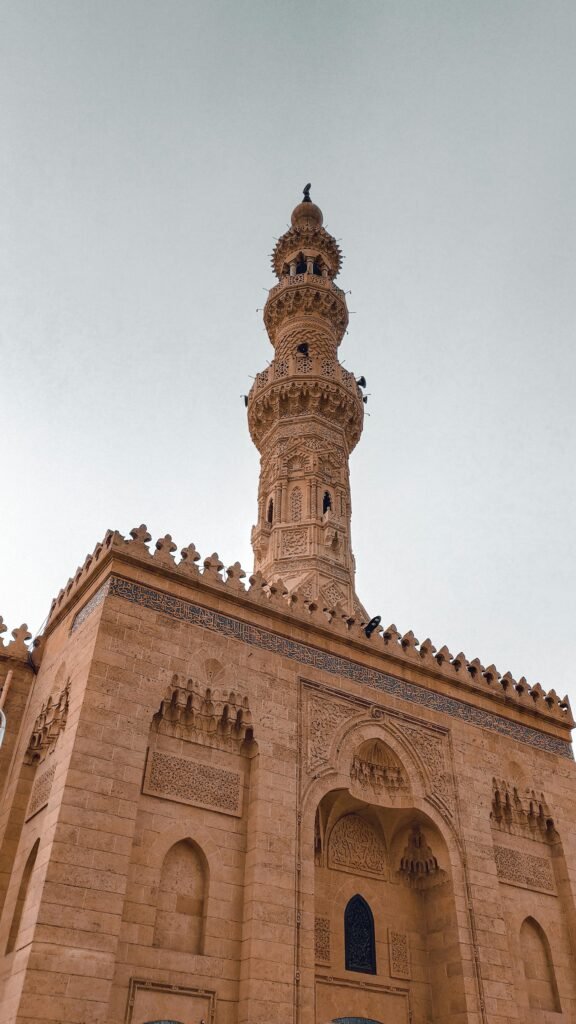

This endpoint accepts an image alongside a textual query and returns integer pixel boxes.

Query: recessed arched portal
[314,776,465,1023]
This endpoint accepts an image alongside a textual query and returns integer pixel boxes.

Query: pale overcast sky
[1,1,575,704]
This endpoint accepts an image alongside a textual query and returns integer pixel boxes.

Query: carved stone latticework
[328,814,387,877]
[143,750,242,817]
[314,916,331,963]
[25,680,70,765]
[389,929,411,980]
[247,190,367,616]
[26,763,56,819]
[153,674,255,752]
[494,844,556,894]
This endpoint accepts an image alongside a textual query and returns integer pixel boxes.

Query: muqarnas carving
[491,778,557,841]
[153,674,255,752]
[328,814,387,877]
[25,679,70,765]
[350,739,408,799]
[398,825,446,889]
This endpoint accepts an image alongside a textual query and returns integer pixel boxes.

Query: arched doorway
[313,734,466,1024]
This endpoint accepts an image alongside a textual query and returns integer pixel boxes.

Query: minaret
[248,187,366,617]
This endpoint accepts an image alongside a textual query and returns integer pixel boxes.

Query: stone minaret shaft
[248,190,365,616]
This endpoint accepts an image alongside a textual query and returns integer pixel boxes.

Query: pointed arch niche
[520,917,561,1013]
[153,838,207,954]
[312,733,466,1024]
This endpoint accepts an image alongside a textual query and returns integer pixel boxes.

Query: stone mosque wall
[1,191,575,1024]
[0,524,575,1024]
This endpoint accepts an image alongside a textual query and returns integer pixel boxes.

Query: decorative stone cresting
[153,674,255,751]
[55,525,572,732]
[398,825,446,889]
[25,680,70,765]
[0,618,32,661]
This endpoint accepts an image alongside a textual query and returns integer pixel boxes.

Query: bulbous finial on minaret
[290,185,324,232]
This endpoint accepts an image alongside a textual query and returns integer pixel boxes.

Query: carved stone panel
[307,693,356,773]
[281,527,308,557]
[494,845,556,894]
[315,916,331,963]
[328,814,387,877]
[26,763,56,820]
[399,722,454,815]
[389,928,411,980]
[143,750,242,817]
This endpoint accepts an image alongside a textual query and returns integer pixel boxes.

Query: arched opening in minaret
[296,255,307,274]
[323,491,332,514]
[266,498,274,524]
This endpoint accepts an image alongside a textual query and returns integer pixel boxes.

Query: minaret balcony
[247,355,364,451]
[267,273,346,302]
[264,274,349,343]
[251,355,360,393]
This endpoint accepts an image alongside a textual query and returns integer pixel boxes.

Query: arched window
[323,490,332,514]
[154,839,207,954]
[266,498,274,524]
[344,894,376,974]
[6,838,40,953]
[520,916,560,1011]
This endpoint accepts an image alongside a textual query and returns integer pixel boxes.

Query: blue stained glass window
[344,894,376,974]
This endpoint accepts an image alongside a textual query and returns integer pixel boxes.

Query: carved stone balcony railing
[251,355,359,393]
[267,273,346,300]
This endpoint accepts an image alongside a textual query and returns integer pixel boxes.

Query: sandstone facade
[0,192,575,1024]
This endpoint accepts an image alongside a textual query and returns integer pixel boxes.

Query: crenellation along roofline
[22,524,573,744]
